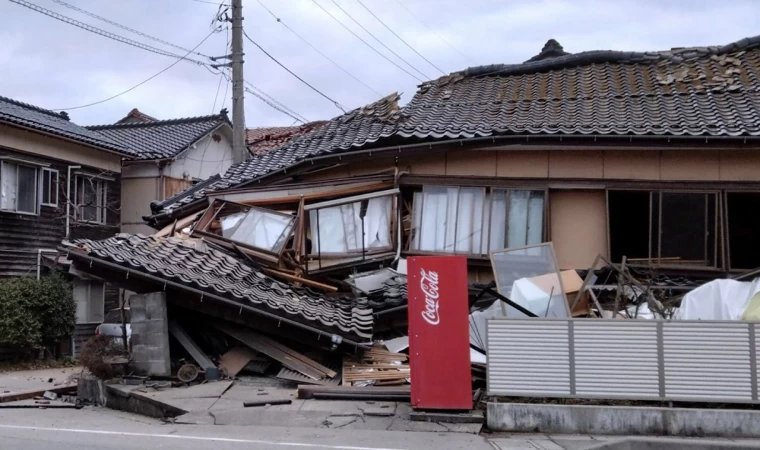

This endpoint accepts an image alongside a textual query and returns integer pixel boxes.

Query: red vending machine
[408,256,473,410]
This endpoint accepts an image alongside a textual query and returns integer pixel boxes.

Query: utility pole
[230,0,247,164]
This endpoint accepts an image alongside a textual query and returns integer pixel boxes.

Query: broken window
[410,186,545,255]
[608,190,717,267]
[193,200,296,256]
[308,194,393,255]
[727,192,760,270]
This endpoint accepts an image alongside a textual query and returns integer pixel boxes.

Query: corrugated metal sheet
[574,320,659,398]
[487,319,570,396]
[487,318,760,404]
[663,322,752,401]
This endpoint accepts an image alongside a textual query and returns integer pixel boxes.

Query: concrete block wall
[130,292,171,376]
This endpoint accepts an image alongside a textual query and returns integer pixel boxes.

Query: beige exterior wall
[0,124,122,172]
[121,177,160,231]
[550,190,608,270]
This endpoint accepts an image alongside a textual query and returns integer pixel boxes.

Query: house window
[608,190,717,267]
[75,176,107,224]
[410,186,545,255]
[41,168,58,207]
[0,161,38,214]
[309,195,393,255]
[726,192,760,270]
[74,280,105,324]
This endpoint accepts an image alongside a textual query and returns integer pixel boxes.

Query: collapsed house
[56,35,760,390]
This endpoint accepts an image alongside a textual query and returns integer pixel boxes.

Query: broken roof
[88,110,231,160]
[150,34,760,218]
[0,95,134,157]
[246,121,328,156]
[116,108,158,124]
[64,234,373,340]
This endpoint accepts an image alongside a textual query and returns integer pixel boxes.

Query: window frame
[73,279,105,324]
[40,168,59,207]
[0,160,39,215]
[74,175,108,224]
[606,188,720,269]
[408,185,548,258]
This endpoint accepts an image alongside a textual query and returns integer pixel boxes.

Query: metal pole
[230,0,247,164]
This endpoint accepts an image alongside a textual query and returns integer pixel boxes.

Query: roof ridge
[87,111,230,130]
[455,34,760,79]
[0,95,70,121]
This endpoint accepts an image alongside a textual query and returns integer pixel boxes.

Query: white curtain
[411,186,486,254]
[1,162,17,211]
[310,196,392,254]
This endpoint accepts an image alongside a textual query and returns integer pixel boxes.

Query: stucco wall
[0,124,122,172]
[121,177,160,231]
[166,132,233,180]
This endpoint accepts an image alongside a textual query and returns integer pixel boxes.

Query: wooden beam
[261,268,338,292]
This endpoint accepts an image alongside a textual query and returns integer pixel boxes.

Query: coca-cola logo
[420,268,440,326]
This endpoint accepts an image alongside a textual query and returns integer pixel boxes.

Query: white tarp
[675,278,760,320]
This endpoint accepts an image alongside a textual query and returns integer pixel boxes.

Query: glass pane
[221,212,245,238]
[487,190,508,252]
[1,162,17,210]
[17,165,36,213]
[73,281,88,324]
[88,282,105,323]
[50,171,58,205]
[507,191,529,247]
[42,170,51,204]
[310,196,392,254]
[410,191,423,250]
[527,192,545,245]
[417,186,458,252]
[491,243,569,318]
[660,192,708,264]
[230,208,294,252]
[98,181,107,223]
[453,187,485,254]
[81,179,98,222]
[363,196,392,249]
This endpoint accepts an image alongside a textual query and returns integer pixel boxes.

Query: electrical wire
[243,30,346,113]
[244,81,308,123]
[329,0,430,80]
[356,0,445,75]
[311,0,423,83]
[50,0,213,59]
[189,0,225,5]
[51,30,217,111]
[244,85,306,124]
[9,0,209,65]
[255,0,382,97]
[394,0,474,64]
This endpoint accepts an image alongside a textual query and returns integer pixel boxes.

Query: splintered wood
[343,345,410,386]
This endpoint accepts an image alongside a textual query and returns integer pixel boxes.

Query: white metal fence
[487,318,759,403]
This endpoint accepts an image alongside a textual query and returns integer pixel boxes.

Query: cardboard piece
[525,270,589,316]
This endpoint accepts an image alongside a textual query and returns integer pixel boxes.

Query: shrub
[78,335,124,379]
[0,274,75,350]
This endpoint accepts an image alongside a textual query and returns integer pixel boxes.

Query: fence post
[657,321,665,399]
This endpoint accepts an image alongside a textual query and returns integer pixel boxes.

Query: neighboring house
[0,95,136,353]
[146,34,760,281]
[88,110,234,234]
[246,122,327,156]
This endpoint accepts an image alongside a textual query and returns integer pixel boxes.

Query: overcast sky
[2,0,759,127]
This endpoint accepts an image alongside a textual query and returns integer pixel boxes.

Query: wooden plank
[168,320,219,379]
[0,384,77,403]
[244,399,292,407]
[261,268,338,292]
[237,182,393,207]
[252,332,337,378]
[218,325,326,381]
[218,346,257,377]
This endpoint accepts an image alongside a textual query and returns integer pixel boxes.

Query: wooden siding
[72,323,98,357]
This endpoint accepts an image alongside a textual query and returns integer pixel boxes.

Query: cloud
[1,0,758,127]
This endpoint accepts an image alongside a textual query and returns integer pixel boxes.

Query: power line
[189,0,225,4]
[329,0,430,80]
[311,0,423,83]
[245,81,308,123]
[9,0,208,65]
[50,0,212,59]
[245,86,306,124]
[52,31,216,111]
[243,30,346,113]
[394,0,474,64]
[356,0,445,75]
[255,0,382,97]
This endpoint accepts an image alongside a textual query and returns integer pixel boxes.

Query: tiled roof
[246,121,328,156]
[116,108,158,124]
[155,93,400,214]
[398,36,760,139]
[66,234,373,339]
[88,111,231,160]
[151,35,760,218]
[0,95,133,156]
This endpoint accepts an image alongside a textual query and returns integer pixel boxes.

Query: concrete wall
[487,402,760,438]
[0,124,122,172]
[130,292,170,376]
[166,132,233,180]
